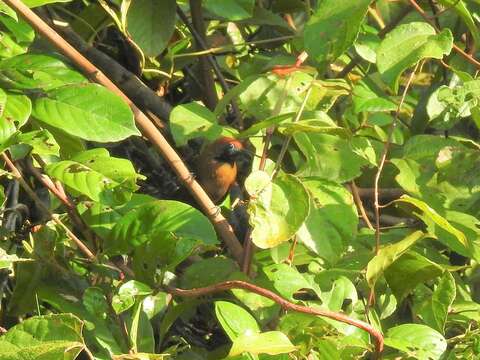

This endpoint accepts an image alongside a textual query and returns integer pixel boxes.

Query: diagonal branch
[4,0,244,263]
[2,152,96,261]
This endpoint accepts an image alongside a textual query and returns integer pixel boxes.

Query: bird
[196,137,245,204]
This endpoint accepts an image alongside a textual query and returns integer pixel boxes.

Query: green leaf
[71,148,141,191]
[0,2,18,19]
[22,0,71,7]
[385,251,444,301]
[0,16,34,44]
[204,0,255,21]
[181,257,238,288]
[419,271,456,333]
[304,0,371,64]
[45,155,135,205]
[0,31,28,58]
[294,133,369,182]
[33,83,139,142]
[0,54,85,90]
[215,301,260,340]
[396,195,467,248]
[384,323,447,359]
[229,331,296,356]
[170,102,228,146]
[238,113,294,138]
[297,178,357,265]
[0,313,85,360]
[0,92,31,150]
[279,119,348,137]
[236,73,317,119]
[246,171,309,249]
[83,287,109,319]
[437,0,480,46]
[263,263,320,301]
[427,80,480,130]
[126,0,176,57]
[107,200,218,254]
[112,280,152,314]
[78,194,157,240]
[402,134,462,160]
[366,230,425,288]
[0,247,31,269]
[13,129,60,157]
[352,81,397,113]
[377,23,453,93]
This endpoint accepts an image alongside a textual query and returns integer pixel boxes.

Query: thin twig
[166,280,384,354]
[188,0,218,110]
[273,78,314,178]
[4,0,244,263]
[2,152,96,261]
[374,64,419,255]
[172,35,295,58]
[369,64,419,306]
[242,77,292,274]
[408,0,480,69]
[25,157,98,248]
[349,181,374,230]
[177,5,243,127]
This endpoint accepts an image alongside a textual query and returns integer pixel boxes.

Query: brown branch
[2,152,96,261]
[408,0,480,69]
[349,181,374,230]
[25,157,98,248]
[187,0,218,110]
[4,0,244,263]
[166,280,384,354]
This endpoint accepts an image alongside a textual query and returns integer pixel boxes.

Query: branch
[25,157,98,247]
[349,181,374,230]
[4,0,244,263]
[166,280,384,354]
[187,0,218,110]
[408,0,480,69]
[2,152,96,261]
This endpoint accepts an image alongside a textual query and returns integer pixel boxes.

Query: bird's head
[210,137,245,164]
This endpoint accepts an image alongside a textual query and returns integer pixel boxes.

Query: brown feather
[196,138,241,203]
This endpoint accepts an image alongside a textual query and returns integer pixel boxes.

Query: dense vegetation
[0,0,479,359]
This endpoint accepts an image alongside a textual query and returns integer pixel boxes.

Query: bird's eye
[227,143,236,151]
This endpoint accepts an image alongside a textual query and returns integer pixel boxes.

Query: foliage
[0,0,480,359]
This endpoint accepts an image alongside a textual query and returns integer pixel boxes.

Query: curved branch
[166,280,384,354]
